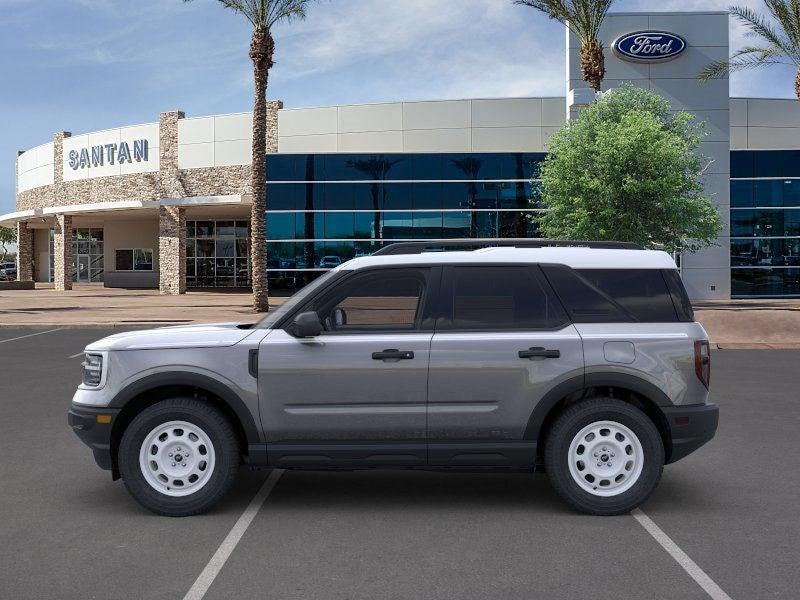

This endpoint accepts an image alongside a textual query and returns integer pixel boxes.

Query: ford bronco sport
[68,241,718,517]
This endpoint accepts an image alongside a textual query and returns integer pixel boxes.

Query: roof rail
[372,240,644,256]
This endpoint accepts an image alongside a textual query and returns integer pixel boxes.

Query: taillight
[694,340,710,389]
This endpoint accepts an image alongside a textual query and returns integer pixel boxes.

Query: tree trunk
[580,39,605,92]
[796,67,800,102]
[250,29,275,312]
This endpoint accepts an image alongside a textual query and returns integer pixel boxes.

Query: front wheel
[544,398,664,516]
[118,398,240,517]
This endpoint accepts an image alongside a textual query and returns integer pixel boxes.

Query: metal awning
[0,195,246,227]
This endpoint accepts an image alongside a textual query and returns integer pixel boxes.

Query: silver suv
[68,241,718,517]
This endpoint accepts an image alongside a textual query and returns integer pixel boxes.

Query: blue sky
[1,0,797,215]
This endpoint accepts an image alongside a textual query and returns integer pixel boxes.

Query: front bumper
[663,402,719,464]
[68,405,121,472]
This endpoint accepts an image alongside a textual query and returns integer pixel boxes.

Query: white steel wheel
[567,420,644,497]
[138,420,216,497]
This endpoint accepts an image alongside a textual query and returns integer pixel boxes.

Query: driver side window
[313,269,428,333]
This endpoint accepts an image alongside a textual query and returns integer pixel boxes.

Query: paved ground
[3,284,800,348]
[1,328,798,599]
[0,284,267,328]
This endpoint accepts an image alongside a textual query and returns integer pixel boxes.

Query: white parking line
[68,352,83,359]
[183,469,285,600]
[632,509,733,600]
[0,329,62,345]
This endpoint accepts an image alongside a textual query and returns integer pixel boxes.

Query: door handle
[372,349,414,360]
[518,347,560,359]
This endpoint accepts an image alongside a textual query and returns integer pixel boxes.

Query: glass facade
[731,151,800,296]
[265,153,545,292]
[186,220,251,288]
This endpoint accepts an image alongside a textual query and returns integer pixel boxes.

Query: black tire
[544,397,664,516]
[118,397,240,517]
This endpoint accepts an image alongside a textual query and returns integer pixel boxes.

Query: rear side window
[576,269,678,322]
[662,269,695,322]
[544,266,681,323]
[542,265,630,323]
[441,266,568,330]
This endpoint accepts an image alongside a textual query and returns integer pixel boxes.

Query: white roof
[339,247,677,271]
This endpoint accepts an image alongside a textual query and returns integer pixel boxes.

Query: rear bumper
[68,405,121,472]
[663,402,719,464]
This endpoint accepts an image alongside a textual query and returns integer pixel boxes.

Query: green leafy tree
[184,0,313,311]
[699,2,800,100]
[0,226,15,263]
[515,0,615,92]
[536,84,722,253]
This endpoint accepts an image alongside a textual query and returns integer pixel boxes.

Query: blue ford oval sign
[613,31,686,62]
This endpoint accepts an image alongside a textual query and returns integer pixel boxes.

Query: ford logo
[613,31,686,62]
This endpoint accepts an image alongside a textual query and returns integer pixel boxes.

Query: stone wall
[53,214,72,291]
[158,206,186,295]
[15,222,33,281]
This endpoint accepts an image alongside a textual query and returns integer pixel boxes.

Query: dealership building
[4,10,800,299]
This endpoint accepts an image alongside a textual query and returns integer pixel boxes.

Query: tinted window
[662,269,694,321]
[442,266,567,330]
[312,269,428,332]
[577,269,678,322]
[542,266,629,323]
[730,151,754,178]
[115,249,133,271]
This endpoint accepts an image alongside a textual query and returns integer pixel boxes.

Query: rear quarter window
[542,266,681,323]
[576,269,678,323]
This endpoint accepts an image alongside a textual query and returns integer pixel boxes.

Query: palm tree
[515,0,615,92]
[699,2,800,101]
[451,157,484,238]
[185,0,312,311]
[348,157,404,242]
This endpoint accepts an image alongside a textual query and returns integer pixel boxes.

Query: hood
[84,322,256,352]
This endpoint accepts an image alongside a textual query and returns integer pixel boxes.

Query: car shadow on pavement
[263,470,575,516]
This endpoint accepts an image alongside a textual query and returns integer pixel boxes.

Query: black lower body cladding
[662,403,719,464]
[68,405,121,471]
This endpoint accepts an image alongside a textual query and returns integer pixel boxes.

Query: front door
[77,255,90,282]
[427,265,584,467]
[258,267,437,468]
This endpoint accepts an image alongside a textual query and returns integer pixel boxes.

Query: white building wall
[177,112,253,169]
[730,98,800,150]
[274,98,565,154]
[17,142,55,193]
[568,11,730,301]
[33,228,50,282]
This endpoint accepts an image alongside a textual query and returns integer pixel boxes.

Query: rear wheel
[544,398,664,515]
[118,398,239,517]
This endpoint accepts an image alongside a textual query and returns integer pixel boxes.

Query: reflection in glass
[187,220,250,288]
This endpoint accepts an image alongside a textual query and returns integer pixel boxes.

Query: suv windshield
[257,270,341,329]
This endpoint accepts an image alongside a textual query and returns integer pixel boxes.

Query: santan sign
[68,139,149,170]
[613,31,687,62]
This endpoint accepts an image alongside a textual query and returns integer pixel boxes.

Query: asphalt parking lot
[1,328,798,600]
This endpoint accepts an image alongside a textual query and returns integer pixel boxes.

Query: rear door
[427,265,584,467]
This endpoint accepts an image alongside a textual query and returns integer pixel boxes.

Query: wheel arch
[525,373,674,464]
[108,372,260,480]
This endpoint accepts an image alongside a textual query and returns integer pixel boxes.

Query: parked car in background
[319,255,343,268]
[0,262,16,280]
[68,241,717,517]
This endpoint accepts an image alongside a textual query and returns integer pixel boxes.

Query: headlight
[82,353,104,387]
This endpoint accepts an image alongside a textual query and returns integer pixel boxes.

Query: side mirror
[291,311,323,338]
